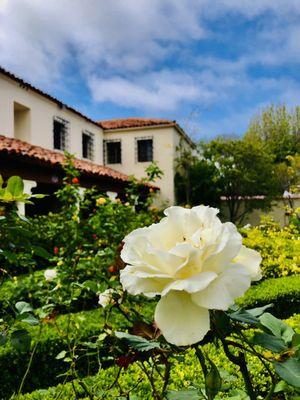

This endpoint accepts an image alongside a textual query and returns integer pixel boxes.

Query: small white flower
[120,205,262,346]
[106,191,118,202]
[98,289,115,308]
[44,269,57,282]
[243,223,251,230]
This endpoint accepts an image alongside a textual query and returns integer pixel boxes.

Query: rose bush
[120,205,262,346]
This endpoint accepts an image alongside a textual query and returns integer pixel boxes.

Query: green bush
[237,275,300,318]
[11,314,300,400]
[242,217,300,278]
[0,268,100,316]
[1,275,299,398]
[0,306,130,399]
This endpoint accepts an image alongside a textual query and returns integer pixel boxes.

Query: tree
[174,141,198,205]
[245,104,300,163]
[175,158,222,207]
[203,138,278,224]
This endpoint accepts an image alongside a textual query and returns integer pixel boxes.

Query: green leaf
[227,389,250,399]
[10,329,31,352]
[0,332,7,346]
[260,313,295,344]
[115,332,160,352]
[245,304,273,317]
[166,389,202,399]
[32,246,50,259]
[31,194,47,199]
[252,332,287,353]
[274,358,300,388]
[228,309,259,324]
[7,176,24,197]
[205,360,222,399]
[15,301,33,315]
[56,350,67,360]
[292,334,300,349]
[82,280,98,293]
[0,175,3,189]
[21,314,39,326]
[274,380,289,393]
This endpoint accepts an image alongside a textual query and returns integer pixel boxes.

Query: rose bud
[108,265,117,274]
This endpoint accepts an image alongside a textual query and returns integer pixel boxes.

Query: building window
[53,117,69,150]
[136,137,153,162]
[104,140,121,164]
[82,131,94,160]
[14,101,31,142]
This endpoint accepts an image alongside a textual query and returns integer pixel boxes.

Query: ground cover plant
[1,162,299,400]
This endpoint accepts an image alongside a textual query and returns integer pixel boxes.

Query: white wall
[221,198,300,226]
[0,74,103,164]
[103,126,181,205]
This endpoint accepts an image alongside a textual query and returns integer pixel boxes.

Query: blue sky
[1,0,300,141]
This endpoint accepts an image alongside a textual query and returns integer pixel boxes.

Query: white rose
[98,289,115,308]
[120,205,262,346]
[44,269,58,282]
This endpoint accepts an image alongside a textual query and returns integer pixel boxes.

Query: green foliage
[125,161,163,209]
[175,158,222,207]
[0,278,298,398]
[10,313,300,400]
[241,217,300,278]
[1,164,299,399]
[236,275,300,318]
[245,104,300,163]
[203,138,278,223]
[0,175,44,204]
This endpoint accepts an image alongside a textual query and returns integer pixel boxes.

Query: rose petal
[155,291,210,346]
[192,265,251,310]
[120,266,172,296]
[161,271,217,296]
[233,246,262,281]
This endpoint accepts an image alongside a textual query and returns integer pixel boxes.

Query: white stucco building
[0,66,193,205]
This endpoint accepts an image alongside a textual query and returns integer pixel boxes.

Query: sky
[1,0,300,141]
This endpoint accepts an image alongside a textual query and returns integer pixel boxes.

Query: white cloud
[88,71,209,111]
[0,0,300,120]
[0,0,206,84]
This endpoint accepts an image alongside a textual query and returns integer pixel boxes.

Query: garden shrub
[0,307,129,398]
[11,313,300,399]
[242,216,300,279]
[1,275,299,398]
[237,275,300,318]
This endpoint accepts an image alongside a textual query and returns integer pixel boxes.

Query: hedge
[236,275,300,318]
[1,275,299,398]
[0,308,128,399]
[11,314,300,400]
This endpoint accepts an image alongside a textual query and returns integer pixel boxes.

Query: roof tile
[0,135,129,182]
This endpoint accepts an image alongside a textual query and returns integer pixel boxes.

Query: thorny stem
[264,382,276,400]
[18,325,43,394]
[162,359,171,396]
[221,338,257,400]
[236,330,276,383]
[78,380,95,400]
[139,361,161,400]
[194,345,208,376]
[107,366,122,390]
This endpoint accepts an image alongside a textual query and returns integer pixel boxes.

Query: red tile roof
[99,117,195,147]
[99,118,175,130]
[0,135,129,182]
